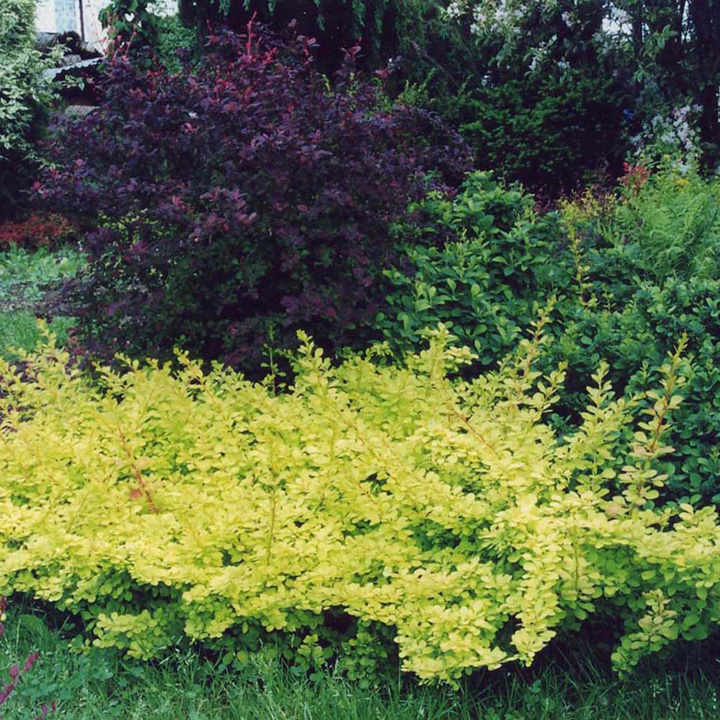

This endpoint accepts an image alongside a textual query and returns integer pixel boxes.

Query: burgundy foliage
[36,23,471,372]
[0,213,75,250]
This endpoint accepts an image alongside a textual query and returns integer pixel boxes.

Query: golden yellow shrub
[0,328,715,683]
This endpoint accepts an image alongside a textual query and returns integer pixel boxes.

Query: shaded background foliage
[0,0,59,219]
[444,0,720,173]
[166,0,637,194]
[177,0,433,73]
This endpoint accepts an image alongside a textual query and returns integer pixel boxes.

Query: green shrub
[377,172,574,368]
[3,328,720,684]
[0,0,59,218]
[539,280,720,506]
[153,15,199,72]
[393,32,632,197]
[452,70,630,195]
[377,167,720,506]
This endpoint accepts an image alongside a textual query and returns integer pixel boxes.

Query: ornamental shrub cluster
[37,23,471,373]
[0,0,60,218]
[4,328,720,685]
[0,213,75,250]
[377,165,720,506]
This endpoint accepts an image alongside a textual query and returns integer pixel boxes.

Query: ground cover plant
[36,22,471,374]
[0,313,74,362]
[0,246,84,309]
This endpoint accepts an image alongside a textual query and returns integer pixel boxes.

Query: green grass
[2,600,720,720]
[0,311,74,360]
[0,244,84,359]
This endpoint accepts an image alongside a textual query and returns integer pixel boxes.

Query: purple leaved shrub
[37,23,471,373]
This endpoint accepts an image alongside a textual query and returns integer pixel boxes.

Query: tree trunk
[689,0,720,169]
[698,81,720,170]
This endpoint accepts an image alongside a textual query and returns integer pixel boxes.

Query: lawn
[3,597,720,719]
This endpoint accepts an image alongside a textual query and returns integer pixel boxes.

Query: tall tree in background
[446,0,720,169]
[177,0,435,72]
[435,0,631,193]
[691,0,720,167]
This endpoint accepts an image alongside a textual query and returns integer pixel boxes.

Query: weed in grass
[0,598,55,719]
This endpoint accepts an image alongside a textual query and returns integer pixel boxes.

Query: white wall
[35,0,80,34]
[35,0,177,50]
[35,0,110,47]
